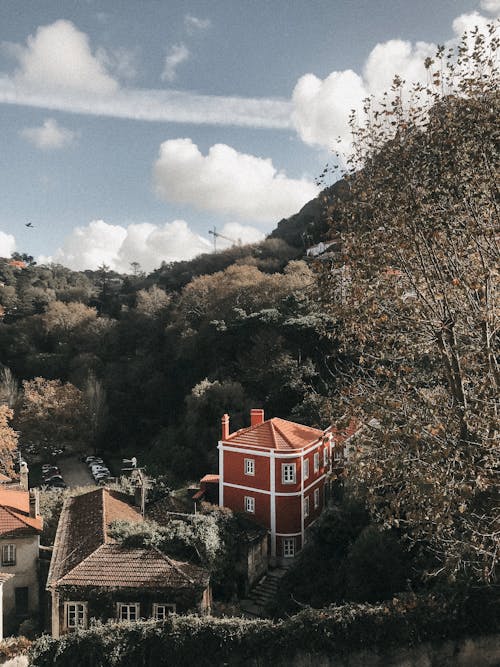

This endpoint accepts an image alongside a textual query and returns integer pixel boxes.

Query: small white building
[0,485,43,635]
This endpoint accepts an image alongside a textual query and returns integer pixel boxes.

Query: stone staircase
[239,568,287,618]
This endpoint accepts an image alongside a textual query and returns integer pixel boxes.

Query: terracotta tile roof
[200,474,219,483]
[48,488,209,592]
[225,417,324,451]
[48,488,142,586]
[0,488,29,514]
[0,488,43,536]
[58,544,208,589]
[0,473,12,483]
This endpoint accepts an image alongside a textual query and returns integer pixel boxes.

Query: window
[65,602,87,629]
[314,488,320,509]
[244,496,255,513]
[323,447,329,467]
[304,496,310,518]
[244,458,255,476]
[117,602,140,622]
[334,448,342,462]
[283,538,295,558]
[303,458,309,480]
[314,451,320,473]
[153,603,176,620]
[281,463,296,484]
[2,544,16,566]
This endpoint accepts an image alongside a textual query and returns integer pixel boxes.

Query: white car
[91,467,110,476]
[86,457,104,465]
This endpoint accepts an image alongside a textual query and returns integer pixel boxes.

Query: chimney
[19,461,29,491]
[221,414,230,440]
[29,489,40,518]
[250,409,265,427]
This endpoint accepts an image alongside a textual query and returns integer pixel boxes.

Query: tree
[0,405,18,474]
[83,372,108,451]
[318,25,499,583]
[0,367,20,409]
[17,378,87,453]
[135,285,171,317]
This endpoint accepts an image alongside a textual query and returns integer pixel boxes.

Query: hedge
[29,590,499,667]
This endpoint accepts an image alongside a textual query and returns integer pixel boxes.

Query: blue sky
[0,0,497,271]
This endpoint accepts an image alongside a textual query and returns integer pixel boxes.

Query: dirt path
[57,457,94,488]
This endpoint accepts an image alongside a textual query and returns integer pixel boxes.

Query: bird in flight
[25,222,34,228]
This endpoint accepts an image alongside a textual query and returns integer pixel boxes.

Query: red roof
[200,474,219,483]
[0,488,43,536]
[225,417,324,451]
[48,488,208,591]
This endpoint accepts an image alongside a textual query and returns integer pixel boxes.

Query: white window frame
[314,488,320,509]
[244,458,255,476]
[334,447,342,462]
[1,543,16,566]
[314,451,320,473]
[152,603,176,620]
[281,463,296,484]
[64,601,88,630]
[304,495,310,518]
[323,447,329,467]
[244,496,255,513]
[117,602,140,622]
[283,537,295,558]
[303,458,309,480]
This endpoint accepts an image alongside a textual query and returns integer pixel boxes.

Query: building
[218,409,333,563]
[47,488,211,637]
[0,485,43,634]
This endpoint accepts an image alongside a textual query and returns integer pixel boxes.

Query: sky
[0,0,498,272]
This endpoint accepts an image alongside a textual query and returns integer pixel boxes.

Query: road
[57,457,94,488]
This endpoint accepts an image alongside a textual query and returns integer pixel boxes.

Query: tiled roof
[48,488,209,592]
[225,417,324,451]
[0,473,12,483]
[200,474,219,483]
[0,488,42,537]
[48,488,142,586]
[0,488,29,514]
[58,544,208,589]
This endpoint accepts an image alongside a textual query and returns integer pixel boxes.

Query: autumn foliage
[319,25,499,582]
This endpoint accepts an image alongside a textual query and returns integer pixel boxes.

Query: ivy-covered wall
[30,591,499,666]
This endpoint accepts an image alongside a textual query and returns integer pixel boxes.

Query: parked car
[42,465,60,475]
[85,456,104,465]
[93,470,110,480]
[43,474,64,483]
[90,463,109,473]
[46,478,67,488]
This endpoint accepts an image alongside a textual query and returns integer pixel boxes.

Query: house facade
[47,488,211,637]
[0,486,43,634]
[218,409,333,562]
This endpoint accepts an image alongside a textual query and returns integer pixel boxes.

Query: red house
[218,409,333,563]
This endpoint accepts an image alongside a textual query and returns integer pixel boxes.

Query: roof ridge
[101,487,108,544]
[268,420,279,449]
[58,543,109,584]
[1,505,41,531]
[151,545,195,585]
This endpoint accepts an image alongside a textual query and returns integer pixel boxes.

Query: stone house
[0,486,43,634]
[47,488,211,637]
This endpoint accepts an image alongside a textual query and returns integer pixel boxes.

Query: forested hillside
[0,197,337,480]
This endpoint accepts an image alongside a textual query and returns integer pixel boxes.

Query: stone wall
[262,634,500,667]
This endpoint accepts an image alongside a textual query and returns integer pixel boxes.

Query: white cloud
[212,223,265,249]
[20,117,76,149]
[153,138,319,223]
[291,11,496,150]
[184,15,211,34]
[480,0,500,14]
[162,43,190,82]
[96,46,138,81]
[44,219,235,272]
[0,231,16,258]
[6,19,118,95]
